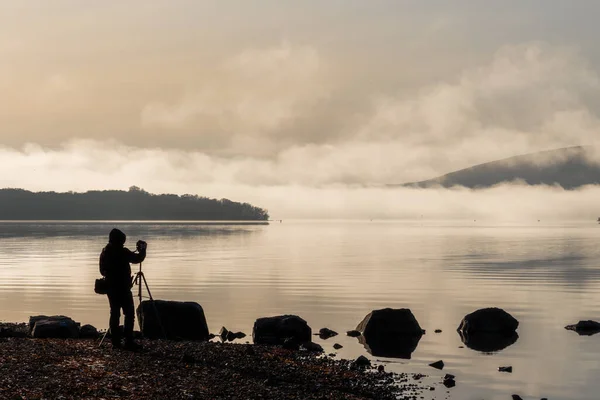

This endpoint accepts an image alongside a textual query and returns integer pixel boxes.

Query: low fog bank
[223,184,600,221]
[1,140,600,221]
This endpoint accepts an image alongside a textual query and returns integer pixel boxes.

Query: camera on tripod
[136,240,147,252]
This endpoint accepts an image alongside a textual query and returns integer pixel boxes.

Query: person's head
[109,228,126,246]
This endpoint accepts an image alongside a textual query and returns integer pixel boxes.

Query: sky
[2,1,600,219]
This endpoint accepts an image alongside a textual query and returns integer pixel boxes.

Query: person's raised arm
[125,247,146,264]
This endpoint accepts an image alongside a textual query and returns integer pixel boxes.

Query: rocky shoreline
[4,305,589,399]
[0,334,425,400]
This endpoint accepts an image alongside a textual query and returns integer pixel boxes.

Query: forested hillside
[0,187,269,221]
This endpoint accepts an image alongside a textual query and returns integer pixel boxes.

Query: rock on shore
[137,300,210,340]
[253,315,312,345]
[29,316,80,339]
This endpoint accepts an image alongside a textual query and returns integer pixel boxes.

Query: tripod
[133,261,154,304]
[99,261,167,347]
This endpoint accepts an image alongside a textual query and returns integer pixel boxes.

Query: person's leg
[107,291,122,347]
[122,290,136,344]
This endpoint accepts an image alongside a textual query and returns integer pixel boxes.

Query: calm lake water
[1,220,600,399]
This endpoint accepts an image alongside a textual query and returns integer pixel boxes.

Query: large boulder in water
[457,308,518,334]
[29,315,80,339]
[357,308,424,337]
[355,308,424,359]
[137,300,209,340]
[253,315,312,345]
[457,308,519,353]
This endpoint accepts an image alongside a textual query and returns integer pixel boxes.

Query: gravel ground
[0,337,426,400]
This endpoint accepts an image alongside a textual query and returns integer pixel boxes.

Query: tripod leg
[98,327,110,348]
[140,274,168,340]
[141,274,154,301]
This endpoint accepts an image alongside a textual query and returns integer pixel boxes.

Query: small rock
[498,366,513,373]
[333,343,343,350]
[301,342,324,353]
[377,365,385,373]
[347,330,361,337]
[79,324,99,339]
[511,395,523,400]
[220,329,246,341]
[318,327,338,339]
[233,331,246,339]
[413,373,425,380]
[565,320,600,335]
[443,375,456,388]
[207,333,216,340]
[429,360,444,370]
[219,327,229,341]
[328,353,336,357]
[353,355,371,367]
[434,329,442,333]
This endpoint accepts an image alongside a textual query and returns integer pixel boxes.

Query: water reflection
[444,229,600,289]
[358,333,422,359]
[0,221,266,239]
[457,330,519,353]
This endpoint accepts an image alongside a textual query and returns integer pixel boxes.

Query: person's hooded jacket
[99,228,146,291]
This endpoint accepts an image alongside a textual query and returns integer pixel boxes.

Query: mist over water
[2,145,600,222]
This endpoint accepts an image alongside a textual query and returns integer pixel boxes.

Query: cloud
[141,41,329,155]
[353,43,600,180]
[137,42,600,184]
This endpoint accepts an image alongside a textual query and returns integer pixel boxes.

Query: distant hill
[400,146,600,189]
[0,187,269,221]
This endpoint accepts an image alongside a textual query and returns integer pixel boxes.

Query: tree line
[0,187,269,221]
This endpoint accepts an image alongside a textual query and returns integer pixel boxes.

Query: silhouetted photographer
[99,228,147,350]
